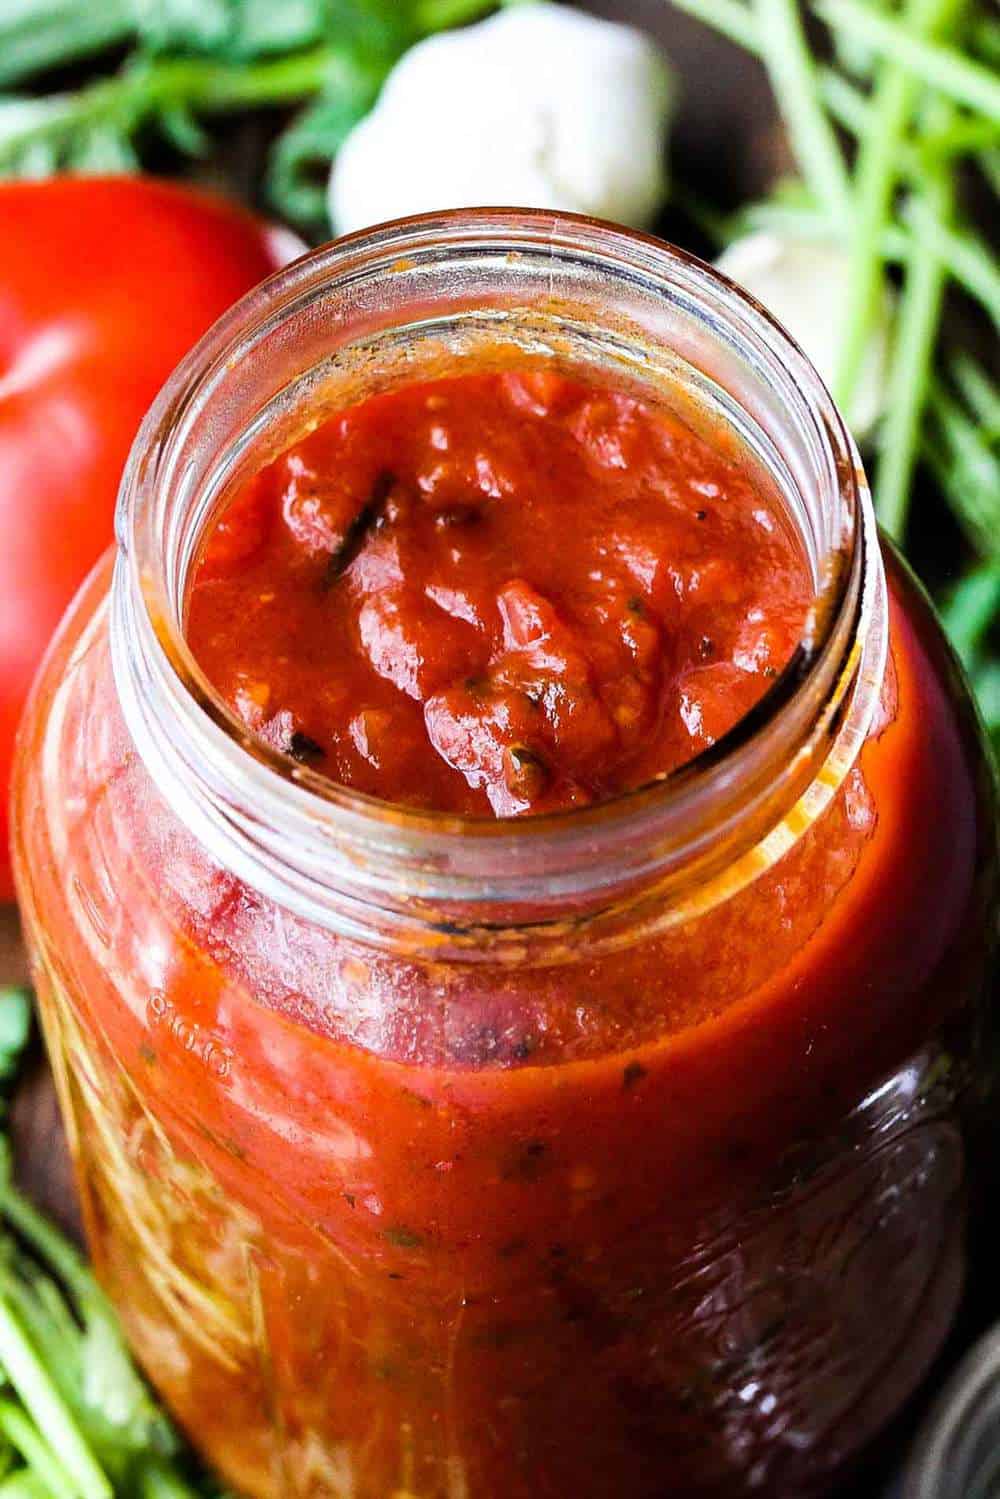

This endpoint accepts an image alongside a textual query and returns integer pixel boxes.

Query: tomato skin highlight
[0,176,293,899]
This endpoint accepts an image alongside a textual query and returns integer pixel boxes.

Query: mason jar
[11,211,998,1498]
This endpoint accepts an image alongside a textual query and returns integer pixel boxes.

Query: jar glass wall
[11,212,999,1499]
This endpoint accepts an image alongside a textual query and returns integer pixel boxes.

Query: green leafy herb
[752,0,852,215]
[0,0,134,91]
[874,92,957,539]
[814,0,1000,117]
[941,559,1000,661]
[0,0,498,230]
[942,560,1000,753]
[832,0,959,423]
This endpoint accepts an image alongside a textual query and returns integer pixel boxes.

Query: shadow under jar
[10,212,999,1499]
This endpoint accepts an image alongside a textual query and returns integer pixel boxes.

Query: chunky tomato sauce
[13,362,998,1499]
[188,370,811,817]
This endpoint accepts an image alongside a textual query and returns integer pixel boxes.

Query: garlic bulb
[329,3,673,236]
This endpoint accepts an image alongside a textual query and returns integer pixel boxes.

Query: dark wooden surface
[0,5,916,1491]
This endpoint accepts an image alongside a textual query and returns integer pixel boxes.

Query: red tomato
[0,176,298,901]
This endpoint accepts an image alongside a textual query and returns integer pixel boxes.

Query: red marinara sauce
[187,370,811,822]
[13,356,996,1499]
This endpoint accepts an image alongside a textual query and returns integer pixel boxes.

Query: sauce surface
[188,369,811,815]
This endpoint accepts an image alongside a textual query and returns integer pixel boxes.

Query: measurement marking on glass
[146,990,234,1081]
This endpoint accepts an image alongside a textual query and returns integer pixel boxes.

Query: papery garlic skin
[329,4,673,236]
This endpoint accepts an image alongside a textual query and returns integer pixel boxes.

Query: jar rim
[112,208,886,950]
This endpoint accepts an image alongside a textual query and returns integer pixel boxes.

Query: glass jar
[11,211,998,1499]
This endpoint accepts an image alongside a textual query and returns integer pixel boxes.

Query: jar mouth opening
[114,209,882,941]
[122,209,863,833]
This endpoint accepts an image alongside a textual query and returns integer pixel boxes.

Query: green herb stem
[949,354,1000,435]
[666,0,998,159]
[0,1185,99,1316]
[0,1300,110,1499]
[725,194,1000,337]
[817,68,873,136]
[752,0,852,216]
[903,199,1000,325]
[129,47,371,114]
[0,1473,54,1498]
[877,243,949,537]
[0,1403,77,1499]
[971,666,1000,741]
[725,197,915,259]
[924,448,1000,559]
[876,99,956,540]
[925,384,1000,554]
[921,114,1000,156]
[815,0,1000,119]
[821,68,1000,162]
[941,560,1000,662]
[832,0,961,414]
